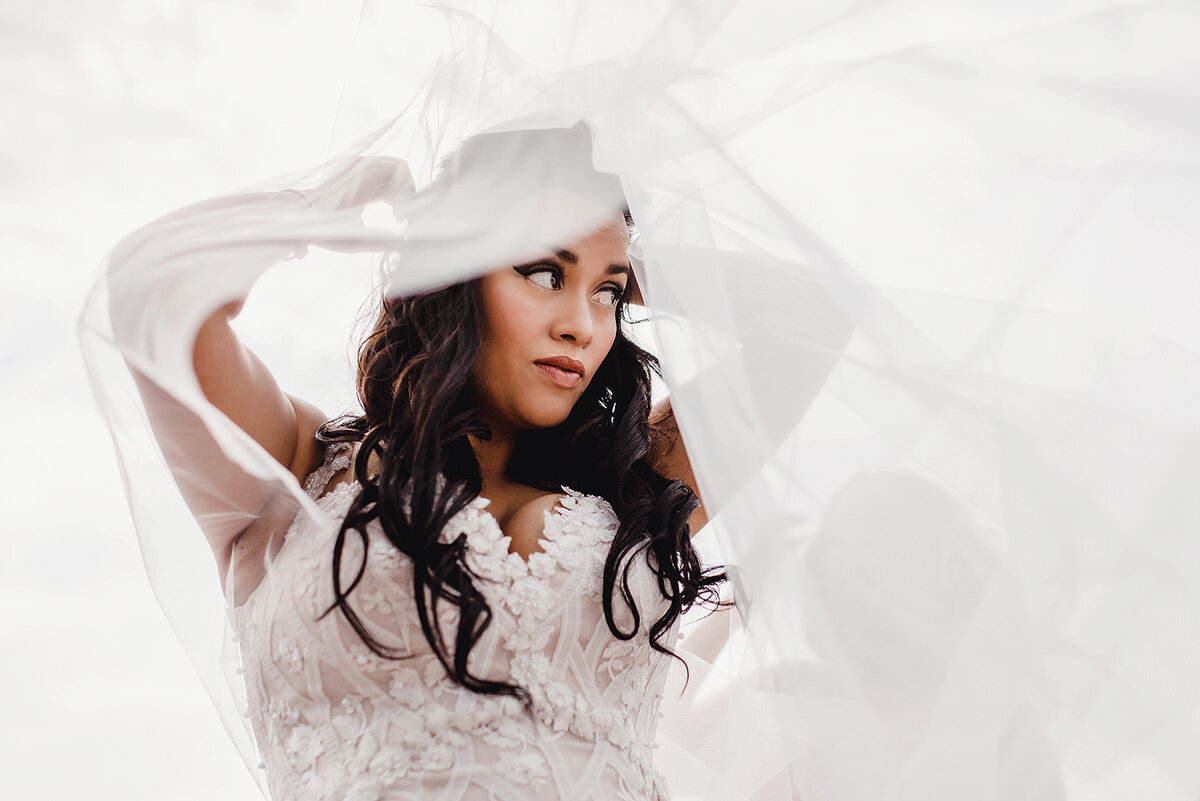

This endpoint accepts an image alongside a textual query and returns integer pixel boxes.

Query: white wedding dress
[78,1,1200,798]
[236,440,685,801]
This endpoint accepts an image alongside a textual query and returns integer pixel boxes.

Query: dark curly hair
[313,134,727,709]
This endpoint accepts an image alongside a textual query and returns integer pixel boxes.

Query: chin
[520,403,574,430]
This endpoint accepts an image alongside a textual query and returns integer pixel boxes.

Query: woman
[98,128,731,800]
[80,2,1200,796]
[229,218,724,801]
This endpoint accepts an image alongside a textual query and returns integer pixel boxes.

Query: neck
[469,427,518,495]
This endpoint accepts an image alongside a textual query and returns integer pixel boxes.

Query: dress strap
[300,440,355,501]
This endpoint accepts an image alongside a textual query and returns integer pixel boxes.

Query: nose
[550,290,594,347]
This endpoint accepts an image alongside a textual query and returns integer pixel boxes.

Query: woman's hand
[282,156,415,255]
[300,156,414,214]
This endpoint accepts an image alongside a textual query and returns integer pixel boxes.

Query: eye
[515,263,562,290]
[595,284,625,308]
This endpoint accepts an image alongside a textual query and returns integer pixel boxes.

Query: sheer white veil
[79,1,1200,799]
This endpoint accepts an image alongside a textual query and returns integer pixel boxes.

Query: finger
[365,159,415,216]
[370,157,415,201]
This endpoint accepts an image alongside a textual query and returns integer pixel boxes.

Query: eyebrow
[554,249,631,279]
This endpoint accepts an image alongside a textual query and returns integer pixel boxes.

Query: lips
[534,355,585,389]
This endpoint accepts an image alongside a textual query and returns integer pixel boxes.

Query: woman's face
[471,216,632,432]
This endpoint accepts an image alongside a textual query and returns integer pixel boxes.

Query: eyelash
[515,263,625,307]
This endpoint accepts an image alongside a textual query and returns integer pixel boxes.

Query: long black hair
[314,213,727,710]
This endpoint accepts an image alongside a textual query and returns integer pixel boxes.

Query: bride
[79,1,1200,798]
[101,129,731,800]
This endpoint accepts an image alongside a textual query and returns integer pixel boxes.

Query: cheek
[601,310,621,348]
[481,293,540,362]
[474,279,545,407]
[587,319,620,377]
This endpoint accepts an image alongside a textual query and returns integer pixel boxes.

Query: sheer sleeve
[80,2,1200,799]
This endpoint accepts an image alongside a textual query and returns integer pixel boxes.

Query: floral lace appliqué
[234,442,682,801]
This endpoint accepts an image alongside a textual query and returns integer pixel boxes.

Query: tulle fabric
[78,1,1200,799]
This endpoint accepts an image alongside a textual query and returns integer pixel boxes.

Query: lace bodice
[232,441,683,801]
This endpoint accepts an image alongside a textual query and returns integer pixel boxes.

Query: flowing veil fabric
[79,1,1200,799]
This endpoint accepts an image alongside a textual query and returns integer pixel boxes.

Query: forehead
[485,215,630,280]
[562,216,630,258]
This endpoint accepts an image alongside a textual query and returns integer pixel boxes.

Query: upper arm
[194,304,295,471]
[647,398,709,535]
[192,302,329,483]
[125,302,328,578]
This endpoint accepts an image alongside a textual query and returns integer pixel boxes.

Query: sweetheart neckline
[234,480,620,613]
[313,479,609,566]
[470,493,569,564]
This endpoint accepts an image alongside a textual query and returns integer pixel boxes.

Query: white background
[9,2,1200,799]
[2,3,364,798]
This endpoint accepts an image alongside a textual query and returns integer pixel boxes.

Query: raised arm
[624,273,709,535]
[648,397,708,535]
[630,246,852,541]
[104,157,411,589]
[106,188,329,587]
[193,299,329,485]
